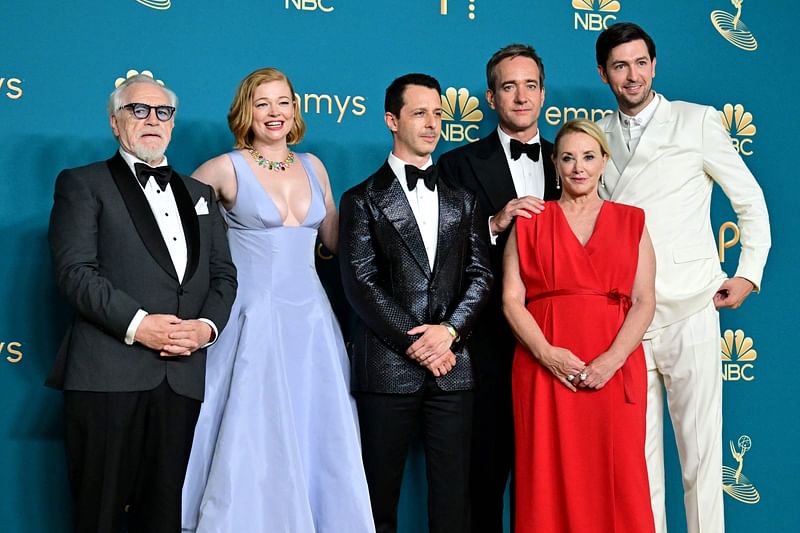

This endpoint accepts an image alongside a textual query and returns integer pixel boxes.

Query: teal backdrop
[1,1,796,531]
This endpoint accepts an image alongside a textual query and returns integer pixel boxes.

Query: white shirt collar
[118,148,169,179]
[388,152,433,192]
[619,92,660,129]
[497,126,540,160]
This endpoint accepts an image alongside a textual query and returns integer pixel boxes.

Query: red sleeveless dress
[512,201,655,533]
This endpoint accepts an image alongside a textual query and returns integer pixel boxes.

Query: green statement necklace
[248,147,296,172]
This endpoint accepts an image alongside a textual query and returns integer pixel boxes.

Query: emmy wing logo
[720,103,756,156]
[572,0,620,31]
[711,0,757,51]
[722,435,760,503]
[721,329,756,382]
[136,0,171,9]
[441,87,483,143]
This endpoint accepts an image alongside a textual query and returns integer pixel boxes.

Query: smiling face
[598,39,656,116]
[554,131,608,199]
[250,80,295,146]
[385,84,442,166]
[487,56,545,141]
[111,82,174,165]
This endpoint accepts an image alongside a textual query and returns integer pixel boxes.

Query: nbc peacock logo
[722,435,760,504]
[115,69,165,89]
[441,87,483,144]
[136,0,171,9]
[721,329,756,382]
[720,103,756,156]
[572,0,620,31]
[711,0,757,51]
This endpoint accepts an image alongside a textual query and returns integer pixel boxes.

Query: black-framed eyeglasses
[119,102,176,122]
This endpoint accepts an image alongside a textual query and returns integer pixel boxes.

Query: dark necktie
[405,164,438,192]
[509,139,541,162]
[134,162,172,191]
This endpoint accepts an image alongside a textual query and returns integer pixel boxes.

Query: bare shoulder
[192,153,235,184]
[302,152,331,185]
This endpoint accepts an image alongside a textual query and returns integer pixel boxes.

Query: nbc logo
[572,0,619,31]
[711,0,758,51]
[441,87,483,143]
[721,329,756,382]
[285,0,334,13]
[136,0,171,9]
[722,435,760,504]
[115,69,165,89]
[720,103,756,156]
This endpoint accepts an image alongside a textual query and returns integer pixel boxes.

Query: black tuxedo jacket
[339,162,493,394]
[437,130,558,377]
[47,152,237,401]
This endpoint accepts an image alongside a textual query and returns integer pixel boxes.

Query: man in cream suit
[594,23,770,533]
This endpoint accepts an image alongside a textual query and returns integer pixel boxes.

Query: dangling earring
[600,174,606,189]
[556,174,561,190]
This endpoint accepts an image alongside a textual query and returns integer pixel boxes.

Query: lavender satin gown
[182,151,374,533]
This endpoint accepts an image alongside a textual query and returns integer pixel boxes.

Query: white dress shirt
[487,127,546,244]
[497,126,545,199]
[118,149,217,346]
[388,153,439,271]
[619,92,660,152]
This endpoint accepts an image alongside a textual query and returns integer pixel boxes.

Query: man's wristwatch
[440,321,460,343]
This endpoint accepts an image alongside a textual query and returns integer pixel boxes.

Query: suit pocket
[673,242,715,263]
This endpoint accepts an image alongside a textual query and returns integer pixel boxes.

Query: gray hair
[107,74,178,117]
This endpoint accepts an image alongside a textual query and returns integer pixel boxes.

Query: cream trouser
[643,300,723,533]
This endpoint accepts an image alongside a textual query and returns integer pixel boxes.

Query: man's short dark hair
[384,73,441,117]
[486,44,545,92]
[596,22,657,68]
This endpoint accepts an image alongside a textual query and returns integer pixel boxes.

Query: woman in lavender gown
[181,68,374,533]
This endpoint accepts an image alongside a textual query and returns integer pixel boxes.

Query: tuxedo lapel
[433,180,462,276]
[170,174,200,282]
[369,163,431,277]
[613,98,674,199]
[468,132,517,213]
[106,153,178,280]
[541,139,559,200]
[602,114,631,193]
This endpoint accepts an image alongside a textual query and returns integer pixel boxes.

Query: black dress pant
[63,378,201,533]
[356,377,473,533]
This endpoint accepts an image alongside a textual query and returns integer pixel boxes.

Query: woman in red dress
[503,119,657,533]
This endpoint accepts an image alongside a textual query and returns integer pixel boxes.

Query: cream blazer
[598,96,770,331]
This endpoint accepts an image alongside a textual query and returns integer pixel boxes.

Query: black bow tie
[509,139,540,162]
[134,162,172,191]
[405,164,438,192]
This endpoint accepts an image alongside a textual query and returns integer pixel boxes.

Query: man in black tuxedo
[339,73,493,533]
[437,43,558,533]
[47,75,237,532]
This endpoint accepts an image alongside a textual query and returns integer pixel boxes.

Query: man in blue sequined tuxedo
[339,73,493,533]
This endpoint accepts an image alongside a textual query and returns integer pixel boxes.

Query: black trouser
[356,378,473,533]
[64,379,201,533]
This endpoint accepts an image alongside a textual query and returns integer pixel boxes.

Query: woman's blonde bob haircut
[228,67,306,148]
[553,118,611,157]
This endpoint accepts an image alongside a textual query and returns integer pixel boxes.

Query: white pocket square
[195,197,209,215]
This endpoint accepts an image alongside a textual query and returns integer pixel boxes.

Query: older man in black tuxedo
[339,73,492,533]
[48,74,237,532]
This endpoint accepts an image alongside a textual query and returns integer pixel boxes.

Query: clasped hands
[406,324,455,377]
[134,314,212,356]
[538,345,623,392]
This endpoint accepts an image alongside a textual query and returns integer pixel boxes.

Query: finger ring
[579,372,588,381]
[567,374,575,381]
